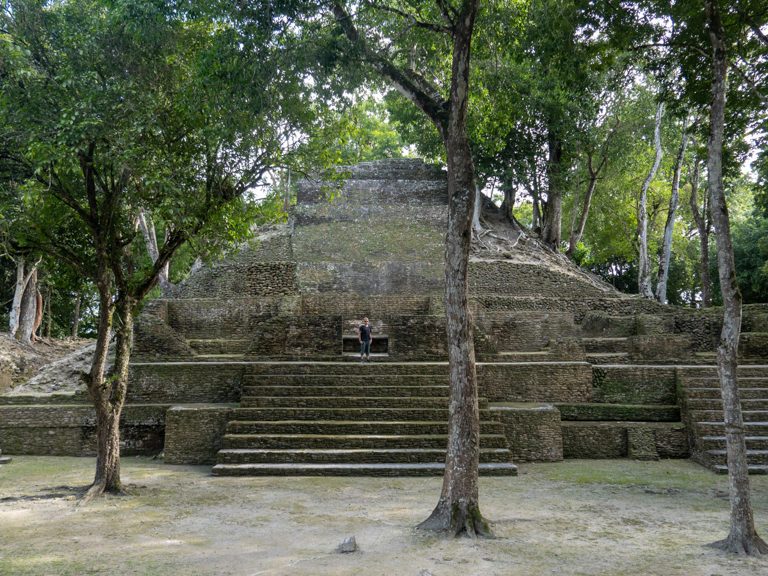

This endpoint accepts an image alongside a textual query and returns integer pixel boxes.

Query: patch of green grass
[527,459,731,492]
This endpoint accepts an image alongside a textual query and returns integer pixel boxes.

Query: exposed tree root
[417,500,493,538]
[78,479,126,505]
[709,533,768,556]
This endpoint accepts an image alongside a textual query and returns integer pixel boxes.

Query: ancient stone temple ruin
[2,158,768,475]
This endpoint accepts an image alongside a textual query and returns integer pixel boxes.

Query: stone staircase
[681,368,768,474]
[212,362,517,476]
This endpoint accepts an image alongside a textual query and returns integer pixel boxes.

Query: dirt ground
[1,457,767,576]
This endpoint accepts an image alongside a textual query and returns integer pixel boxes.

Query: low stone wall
[477,362,593,403]
[561,421,689,459]
[0,404,166,456]
[164,405,234,465]
[490,403,563,462]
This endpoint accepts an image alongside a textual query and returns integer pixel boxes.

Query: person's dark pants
[360,340,371,356]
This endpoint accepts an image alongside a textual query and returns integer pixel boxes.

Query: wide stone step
[699,436,768,451]
[686,398,768,410]
[225,420,506,436]
[555,403,680,422]
[242,374,451,386]
[586,352,630,365]
[239,396,486,410]
[678,365,768,379]
[216,447,514,465]
[241,385,450,398]
[187,339,250,355]
[230,407,495,421]
[684,387,768,400]
[489,351,554,362]
[690,410,768,422]
[221,433,510,450]
[244,362,450,376]
[211,462,518,477]
[695,421,768,437]
[712,464,768,475]
[705,450,768,466]
[581,337,630,353]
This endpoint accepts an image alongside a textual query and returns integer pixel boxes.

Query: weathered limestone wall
[128,363,243,403]
[591,366,677,405]
[164,406,234,464]
[491,404,563,462]
[561,422,689,459]
[478,362,593,403]
[0,405,166,456]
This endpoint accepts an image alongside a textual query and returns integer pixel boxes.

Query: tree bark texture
[541,131,563,250]
[9,258,37,337]
[689,160,712,307]
[656,119,690,304]
[18,269,39,342]
[706,0,768,556]
[637,101,664,299]
[72,293,81,339]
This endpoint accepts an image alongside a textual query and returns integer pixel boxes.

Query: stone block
[164,405,234,464]
[478,362,593,403]
[490,403,562,462]
[592,365,677,405]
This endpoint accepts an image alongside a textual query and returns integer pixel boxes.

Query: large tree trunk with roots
[705,0,768,556]
[637,102,664,299]
[656,119,690,304]
[689,160,712,307]
[416,1,489,537]
[541,132,563,250]
[331,0,487,536]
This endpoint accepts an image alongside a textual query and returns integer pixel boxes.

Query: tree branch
[367,1,452,34]
[331,1,449,132]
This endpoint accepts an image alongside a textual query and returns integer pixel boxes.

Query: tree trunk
[17,269,39,342]
[137,209,171,294]
[567,153,606,258]
[331,0,487,535]
[9,258,37,337]
[72,292,81,339]
[689,160,712,308]
[472,184,483,234]
[414,0,487,538]
[706,0,768,556]
[501,186,515,224]
[656,118,690,304]
[83,263,119,500]
[637,101,664,299]
[44,287,52,339]
[541,132,563,250]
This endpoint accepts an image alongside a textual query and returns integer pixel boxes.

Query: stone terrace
[3,158,768,475]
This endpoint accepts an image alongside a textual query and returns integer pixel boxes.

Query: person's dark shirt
[359,324,372,341]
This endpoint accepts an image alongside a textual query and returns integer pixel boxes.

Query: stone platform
[3,159,768,475]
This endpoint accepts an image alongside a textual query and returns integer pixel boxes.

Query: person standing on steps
[359,317,372,363]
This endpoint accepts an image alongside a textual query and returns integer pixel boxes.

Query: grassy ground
[1,456,767,575]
